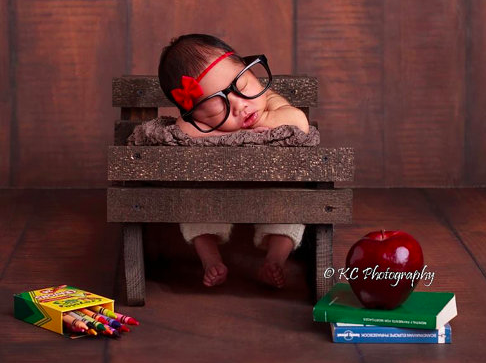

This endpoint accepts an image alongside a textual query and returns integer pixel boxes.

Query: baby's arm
[256,90,310,134]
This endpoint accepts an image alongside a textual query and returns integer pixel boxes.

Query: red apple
[345,230,424,309]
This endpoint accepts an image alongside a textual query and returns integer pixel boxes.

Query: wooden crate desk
[108,75,354,306]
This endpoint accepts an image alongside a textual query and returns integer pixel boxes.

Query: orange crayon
[79,308,108,325]
[87,328,98,336]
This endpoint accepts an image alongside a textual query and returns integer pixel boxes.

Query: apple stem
[381,229,385,240]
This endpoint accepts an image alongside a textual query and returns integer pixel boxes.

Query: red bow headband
[171,51,235,111]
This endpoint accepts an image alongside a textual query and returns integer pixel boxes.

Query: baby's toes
[208,266,219,278]
[214,263,228,276]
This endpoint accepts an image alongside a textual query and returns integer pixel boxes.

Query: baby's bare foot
[203,262,228,287]
[258,261,285,288]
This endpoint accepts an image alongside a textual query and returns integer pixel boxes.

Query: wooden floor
[1,189,485,363]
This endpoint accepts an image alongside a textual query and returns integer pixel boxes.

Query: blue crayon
[99,313,121,329]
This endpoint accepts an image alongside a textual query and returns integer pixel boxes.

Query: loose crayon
[62,314,89,331]
[68,311,106,332]
[114,312,139,326]
[99,314,121,329]
[73,310,106,331]
[89,306,117,319]
[79,308,109,325]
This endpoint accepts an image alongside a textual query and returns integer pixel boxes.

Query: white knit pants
[179,223,305,250]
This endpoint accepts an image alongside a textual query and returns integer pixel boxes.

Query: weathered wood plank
[13,0,126,187]
[123,223,145,306]
[297,0,384,187]
[465,1,486,185]
[113,75,318,108]
[107,187,352,224]
[424,189,486,276]
[121,107,158,121]
[0,190,33,279]
[315,224,333,300]
[383,0,466,186]
[108,146,354,182]
[129,0,294,74]
[0,0,11,186]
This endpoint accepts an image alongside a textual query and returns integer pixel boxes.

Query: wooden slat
[107,188,352,224]
[112,75,318,108]
[315,224,333,300]
[424,189,486,275]
[466,1,486,185]
[383,0,466,186]
[13,1,125,187]
[0,190,33,277]
[108,146,354,182]
[129,0,294,73]
[121,107,158,121]
[0,0,11,186]
[123,223,145,306]
[297,0,385,187]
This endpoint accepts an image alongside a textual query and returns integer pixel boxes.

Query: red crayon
[118,324,130,333]
[101,324,113,336]
[114,312,139,326]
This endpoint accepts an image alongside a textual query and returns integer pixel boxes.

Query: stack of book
[313,283,457,344]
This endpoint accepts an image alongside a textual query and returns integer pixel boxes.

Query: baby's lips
[242,111,258,128]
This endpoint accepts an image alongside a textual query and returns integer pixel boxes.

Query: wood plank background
[3,188,486,361]
[1,0,485,187]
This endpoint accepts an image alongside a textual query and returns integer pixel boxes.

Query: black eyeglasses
[181,55,273,133]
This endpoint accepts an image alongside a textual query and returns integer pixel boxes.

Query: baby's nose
[228,92,247,114]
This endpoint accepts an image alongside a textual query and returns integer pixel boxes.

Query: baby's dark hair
[158,34,244,109]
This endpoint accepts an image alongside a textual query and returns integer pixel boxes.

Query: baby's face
[194,55,268,132]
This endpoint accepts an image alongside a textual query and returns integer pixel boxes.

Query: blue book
[331,322,451,343]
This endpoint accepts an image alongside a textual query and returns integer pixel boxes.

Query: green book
[313,283,457,329]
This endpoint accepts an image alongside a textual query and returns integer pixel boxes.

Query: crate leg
[123,223,145,306]
[316,224,334,300]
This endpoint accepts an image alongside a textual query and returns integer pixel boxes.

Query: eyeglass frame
[180,54,273,133]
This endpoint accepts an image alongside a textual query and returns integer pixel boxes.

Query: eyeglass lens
[191,62,271,131]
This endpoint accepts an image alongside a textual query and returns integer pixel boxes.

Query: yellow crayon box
[14,285,114,335]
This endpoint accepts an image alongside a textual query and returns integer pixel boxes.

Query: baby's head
[158,34,272,133]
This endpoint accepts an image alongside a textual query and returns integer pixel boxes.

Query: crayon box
[14,285,114,335]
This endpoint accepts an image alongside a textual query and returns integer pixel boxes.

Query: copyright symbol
[324,268,335,278]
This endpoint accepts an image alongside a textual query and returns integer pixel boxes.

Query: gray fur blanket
[127,117,320,147]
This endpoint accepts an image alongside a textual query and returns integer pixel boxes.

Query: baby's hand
[250,126,271,133]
